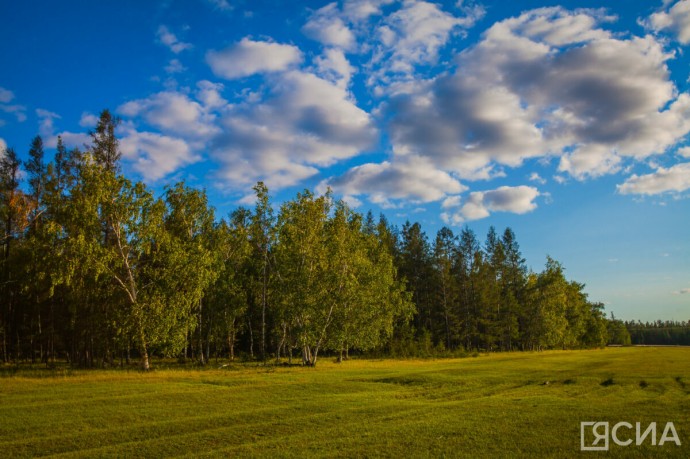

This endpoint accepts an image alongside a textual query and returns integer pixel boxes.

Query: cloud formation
[441,185,540,223]
[120,130,199,181]
[211,70,377,189]
[206,38,303,79]
[156,25,192,54]
[617,163,690,195]
[645,0,690,44]
[303,3,356,50]
[338,5,690,205]
[0,87,27,123]
[118,91,219,140]
[325,155,466,207]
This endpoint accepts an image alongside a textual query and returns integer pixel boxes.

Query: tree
[455,227,480,350]
[432,227,457,350]
[249,182,275,361]
[90,109,121,172]
[274,190,331,365]
[164,182,219,364]
[1,147,27,362]
[68,160,212,370]
[324,201,413,360]
[207,209,252,361]
[399,221,433,340]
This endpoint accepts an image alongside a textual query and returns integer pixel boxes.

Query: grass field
[1,348,689,458]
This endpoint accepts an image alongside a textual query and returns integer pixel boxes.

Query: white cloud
[558,145,622,179]
[79,112,98,128]
[212,70,377,189]
[673,287,690,294]
[36,109,90,149]
[303,3,356,50]
[445,185,541,222]
[165,58,186,74]
[380,7,690,182]
[196,80,227,110]
[678,146,690,157]
[371,0,481,80]
[325,155,466,206]
[645,0,690,44]
[315,48,356,88]
[56,132,91,149]
[617,162,690,195]
[529,172,546,184]
[118,91,219,139]
[206,38,303,79]
[36,109,61,138]
[342,0,393,22]
[120,130,199,181]
[0,137,6,151]
[156,25,192,54]
[342,194,363,208]
[0,88,27,123]
[442,195,462,208]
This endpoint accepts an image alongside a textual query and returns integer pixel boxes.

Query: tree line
[2,110,614,369]
[624,320,690,346]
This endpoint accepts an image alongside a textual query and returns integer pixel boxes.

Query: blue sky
[1,0,689,321]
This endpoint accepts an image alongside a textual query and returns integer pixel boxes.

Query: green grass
[1,348,689,457]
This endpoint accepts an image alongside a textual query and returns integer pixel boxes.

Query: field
[1,348,689,457]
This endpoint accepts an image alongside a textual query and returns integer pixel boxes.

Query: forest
[0,110,638,370]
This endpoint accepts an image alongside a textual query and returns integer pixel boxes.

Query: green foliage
[1,112,620,368]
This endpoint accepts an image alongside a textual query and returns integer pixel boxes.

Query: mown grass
[1,347,689,457]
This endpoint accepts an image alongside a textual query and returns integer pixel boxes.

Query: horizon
[1,0,689,322]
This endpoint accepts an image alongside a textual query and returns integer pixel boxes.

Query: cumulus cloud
[120,130,199,181]
[617,162,690,195]
[645,0,690,44]
[303,3,356,50]
[118,91,219,139]
[195,80,227,110]
[324,155,466,207]
[79,112,98,128]
[156,25,192,53]
[377,7,690,183]
[371,0,482,83]
[443,186,540,223]
[0,137,6,151]
[212,70,377,189]
[342,0,393,22]
[206,38,302,79]
[441,195,462,209]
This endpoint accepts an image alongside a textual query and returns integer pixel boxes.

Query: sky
[0,0,689,321]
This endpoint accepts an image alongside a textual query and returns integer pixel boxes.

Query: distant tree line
[625,320,690,346]
[1,110,614,369]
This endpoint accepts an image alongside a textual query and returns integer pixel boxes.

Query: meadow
[1,347,689,457]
